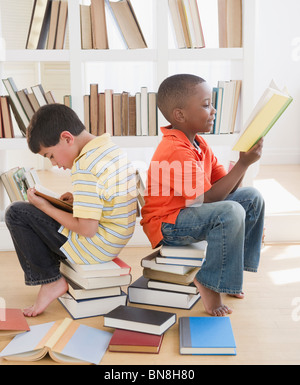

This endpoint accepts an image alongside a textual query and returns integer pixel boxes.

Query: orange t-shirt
[141,126,227,248]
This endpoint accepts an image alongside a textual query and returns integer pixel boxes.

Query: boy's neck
[171,125,196,145]
[76,130,97,153]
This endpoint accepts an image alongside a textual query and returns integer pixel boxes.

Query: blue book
[179,317,236,355]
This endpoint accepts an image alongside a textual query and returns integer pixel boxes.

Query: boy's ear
[173,108,185,123]
[60,131,74,144]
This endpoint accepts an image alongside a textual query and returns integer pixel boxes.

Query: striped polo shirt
[59,134,137,265]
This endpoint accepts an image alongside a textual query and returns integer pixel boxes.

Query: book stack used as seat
[59,258,131,319]
[128,242,207,310]
[104,305,176,354]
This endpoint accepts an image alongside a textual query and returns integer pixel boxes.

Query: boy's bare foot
[193,278,233,317]
[23,277,68,317]
[228,292,245,299]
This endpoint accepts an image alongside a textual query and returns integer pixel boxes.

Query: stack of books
[104,305,176,354]
[128,242,207,310]
[26,0,68,50]
[83,85,157,137]
[59,258,131,319]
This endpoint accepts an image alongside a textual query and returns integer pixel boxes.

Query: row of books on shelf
[84,85,158,137]
[26,0,68,50]
[1,77,56,137]
[25,0,242,51]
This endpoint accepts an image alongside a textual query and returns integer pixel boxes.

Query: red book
[0,308,30,341]
[109,329,163,353]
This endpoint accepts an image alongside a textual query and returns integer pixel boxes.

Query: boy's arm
[27,188,98,238]
[203,138,263,203]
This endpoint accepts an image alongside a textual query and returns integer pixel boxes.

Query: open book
[0,318,112,365]
[233,80,293,152]
[34,184,73,213]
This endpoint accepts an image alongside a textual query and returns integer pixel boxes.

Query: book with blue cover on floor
[179,316,236,355]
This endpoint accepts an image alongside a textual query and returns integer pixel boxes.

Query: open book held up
[34,184,73,213]
[233,80,293,152]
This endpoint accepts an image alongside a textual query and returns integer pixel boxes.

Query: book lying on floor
[0,318,112,364]
[128,276,200,310]
[103,305,176,335]
[233,80,293,152]
[34,184,73,213]
[155,254,205,268]
[179,317,236,355]
[108,329,163,354]
[0,308,30,341]
[58,291,127,319]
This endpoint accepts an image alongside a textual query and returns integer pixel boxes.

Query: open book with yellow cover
[233,80,293,152]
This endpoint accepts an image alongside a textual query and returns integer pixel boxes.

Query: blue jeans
[161,187,265,294]
[5,201,67,286]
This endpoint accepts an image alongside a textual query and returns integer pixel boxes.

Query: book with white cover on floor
[0,318,112,365]
[159,242,207,258]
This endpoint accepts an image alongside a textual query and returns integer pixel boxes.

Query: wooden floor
[0,165,300,365]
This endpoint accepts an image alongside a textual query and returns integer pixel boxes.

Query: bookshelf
[0,0,258,250]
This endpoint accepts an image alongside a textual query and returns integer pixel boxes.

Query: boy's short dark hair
[157,74,206,122]
[27,103,86,153]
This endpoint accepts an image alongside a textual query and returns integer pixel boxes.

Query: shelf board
[2,48,243,63]
[4,50,70,62]
[0,137,27,150]
[169,48,244,61]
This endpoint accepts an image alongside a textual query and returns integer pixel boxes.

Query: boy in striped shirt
[5,104,137,317]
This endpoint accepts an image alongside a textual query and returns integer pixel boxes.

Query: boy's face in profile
[181,82,216,135]
[38,132,77,170]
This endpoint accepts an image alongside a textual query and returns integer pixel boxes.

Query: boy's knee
[244,187,265,211]
[222,201,245,226]
[5,201,26,226]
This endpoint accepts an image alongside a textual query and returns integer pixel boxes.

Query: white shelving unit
[0,0,257,250]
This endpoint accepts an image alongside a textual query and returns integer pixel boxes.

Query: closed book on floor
[0,318,112,365]
[58,291,127,319]
[0,309,30,341]
[179,317,236,355]
[103,305,176,335]
[60,262,132,290]
[109,329,163,353]
[155,254,204,268]
[128,276,200,309]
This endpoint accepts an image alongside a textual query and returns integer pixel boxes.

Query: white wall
[254,0,300,164]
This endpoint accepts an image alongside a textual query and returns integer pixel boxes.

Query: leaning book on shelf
[0,317,112,365]
[233,80,293,152]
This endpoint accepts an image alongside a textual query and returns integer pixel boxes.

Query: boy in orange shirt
[141,74,265,316]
